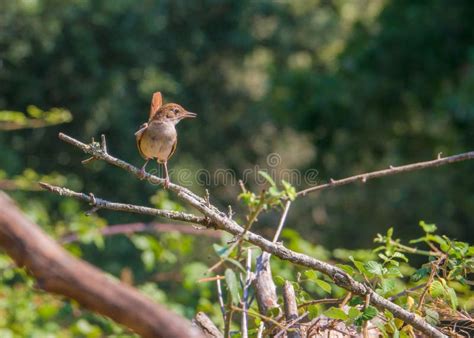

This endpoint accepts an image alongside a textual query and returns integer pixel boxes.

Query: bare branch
[56,133,447,337]
[281,281,302,338]
[241,248,252,338]
[193,312,223,338]
[0,192,203,338]
[298,151,474,196]
[39,182,206,225]
[60,222,222,244]
[271,200,292,243]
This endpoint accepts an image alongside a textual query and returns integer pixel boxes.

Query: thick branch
[0,192,203,338]
[298,151,474,196]
[56,133,447,337]
[283,281,301,338]
[193,312,223,338]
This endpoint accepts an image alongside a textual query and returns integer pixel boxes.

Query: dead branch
[60,221,221,244]
[193,312,223,338]
[0,192,203,338]
[282,281,302,338]
[53,133,448,337]
[298,151,474,196]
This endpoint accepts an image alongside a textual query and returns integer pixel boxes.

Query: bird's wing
[135,123,149,159]
[149,92,163,121]
[167,138,177,161]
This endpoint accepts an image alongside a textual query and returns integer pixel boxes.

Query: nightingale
[135,92,196,187]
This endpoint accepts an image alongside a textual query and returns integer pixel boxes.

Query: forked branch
[44,132,460,337]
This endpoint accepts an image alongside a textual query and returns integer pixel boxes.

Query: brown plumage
[135,92,196,187]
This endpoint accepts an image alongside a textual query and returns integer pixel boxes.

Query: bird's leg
[138,160,149,179]
[163,161,170,189]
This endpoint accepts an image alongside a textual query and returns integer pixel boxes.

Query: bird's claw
[138,168,147,180]
[163,178,170,189]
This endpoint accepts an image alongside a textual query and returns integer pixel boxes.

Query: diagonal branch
[39,182,206,225]
[55,133,447,337]
[0,192,203,338]
[297,151,474,196]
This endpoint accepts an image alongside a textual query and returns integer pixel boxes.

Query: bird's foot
[163,178,170,189]
[138,168,147,180]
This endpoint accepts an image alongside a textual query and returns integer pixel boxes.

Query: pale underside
[135,121,177,163]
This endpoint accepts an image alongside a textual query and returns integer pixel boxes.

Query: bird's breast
[139,122,177,162]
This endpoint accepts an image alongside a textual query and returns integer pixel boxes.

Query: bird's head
[152,103,197,124]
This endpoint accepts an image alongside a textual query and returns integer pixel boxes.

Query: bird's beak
[182,111,197,119]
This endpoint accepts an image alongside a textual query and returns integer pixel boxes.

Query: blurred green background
[1,0,473,336]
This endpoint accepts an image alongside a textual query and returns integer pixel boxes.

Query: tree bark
[0,192,203,338]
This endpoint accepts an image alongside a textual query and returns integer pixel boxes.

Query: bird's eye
[173,108,179,113]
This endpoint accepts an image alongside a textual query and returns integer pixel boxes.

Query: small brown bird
[135,92,196,187]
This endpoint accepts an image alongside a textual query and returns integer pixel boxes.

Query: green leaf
[348,306,361,320]
[424,308,439,325]
[225,258,245,273]
[281,180,297,200]
[141,250,155,271]
[304,270,318,280]
[324,307,349,321]
[349,296,364,306]
[274,275,285,287]
[350,256,369,275]
[225,269,240,305]
[308,304,319,320]
[364,261,384,276]
[213,243,229,257]
[411,267,430,282]
[385,267,403,278]
[259,171,276,187]
[446,287,458,309]
[429,280,444,297]
[336,264,355,275]
[315,279,332,294]
[268,185,281,197]
[419,221,437,233]
[386,227,394,239]
[377,279,396,296]
[361,306,378,320]
[354,306,378,326]
[391,252,408,262]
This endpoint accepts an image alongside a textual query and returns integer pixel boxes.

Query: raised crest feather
[148,92,163,121]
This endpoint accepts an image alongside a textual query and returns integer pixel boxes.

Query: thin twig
[389,284,426,301]
[230,306,285,330]
[274,311,308,338]
[298,151,474,196]
[241,248,252,338]
[272,200,292,243]
[417,256,445,311]
[389,239,440,257]
[216,277,226,323]
[207,194,265,273]
[298,298,342,309]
